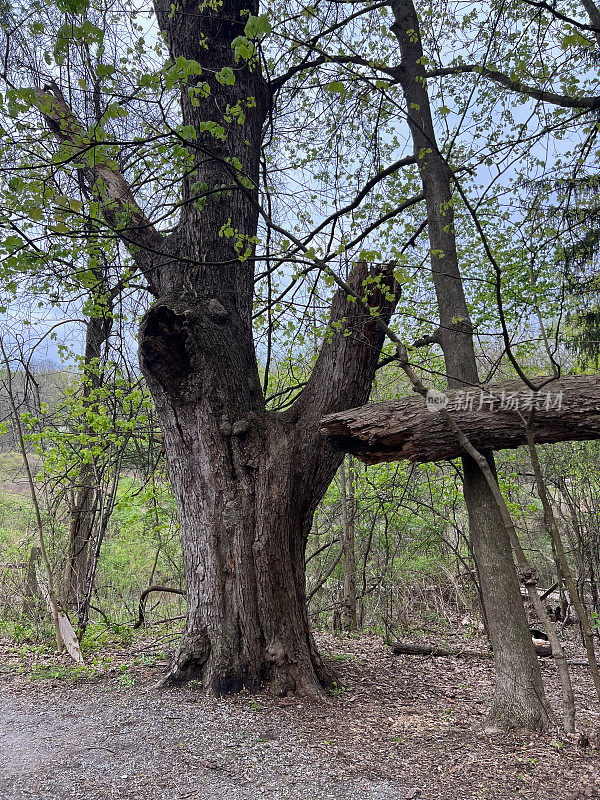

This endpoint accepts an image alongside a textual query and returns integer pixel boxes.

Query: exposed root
[158,631,210,689]
[158,629,339,700]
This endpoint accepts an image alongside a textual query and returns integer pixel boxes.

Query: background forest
[1,356,599,659]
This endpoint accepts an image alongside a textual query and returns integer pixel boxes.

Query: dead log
[540,582,560,602]
[320,375,600,464]
[532,641,553,657]
[391,642,485,657]
[390,640,552,658]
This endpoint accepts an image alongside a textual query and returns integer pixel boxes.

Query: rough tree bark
[136,0,397,696]
[139,260,397,695]
[320,375,600,464]
[389,0,550,729]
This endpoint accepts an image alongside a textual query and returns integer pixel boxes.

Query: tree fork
[140,264,398,697]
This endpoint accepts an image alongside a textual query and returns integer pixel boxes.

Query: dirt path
[1,633,599,799]
[0,680,409,800]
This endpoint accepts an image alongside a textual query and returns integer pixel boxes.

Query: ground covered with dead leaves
[1,631,599,799]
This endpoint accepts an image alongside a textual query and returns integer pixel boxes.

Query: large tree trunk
[32,0,400,694]
[139,263,397,694]
[148,403,333,696]
[390,0,550,729]
[136,0,400,696]
[320,375,599,464]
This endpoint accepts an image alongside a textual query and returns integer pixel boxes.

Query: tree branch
[292,260,400,429]
[426,65,600,110]
[519,0,600,36]
[321,375,600,464]
[271,52,399,90]
[33,84,166,290]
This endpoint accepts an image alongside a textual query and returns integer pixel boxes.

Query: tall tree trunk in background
[63,307,112,617]
[390,0,550,729]
[340,456,358,630]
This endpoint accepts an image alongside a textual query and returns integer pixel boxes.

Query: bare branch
[426,65,600,109]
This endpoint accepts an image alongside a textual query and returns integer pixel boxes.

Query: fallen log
[390,640,552,658]
[540,582,560,602]
[321,375,600,464]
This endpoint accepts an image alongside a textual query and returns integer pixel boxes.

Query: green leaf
[231,36,254,63]
[244,13,271,39]
[56,0,90,14]
[216,67,236,86]
[96,64,115,79]
[4,235,23,252]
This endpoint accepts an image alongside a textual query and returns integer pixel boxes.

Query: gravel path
[0,683,410,800]
[3,633,599,800]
